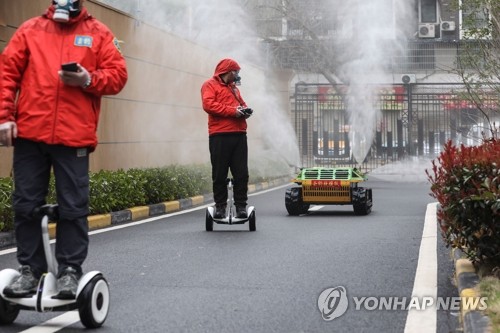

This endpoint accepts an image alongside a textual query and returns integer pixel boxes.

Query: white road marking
[404,202,438,333]
[0,246,16,255]
[308,205,324,211]
[19,311,80,333]
[89,183,291,235]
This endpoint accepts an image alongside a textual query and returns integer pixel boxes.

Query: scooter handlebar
[32,204,59,221]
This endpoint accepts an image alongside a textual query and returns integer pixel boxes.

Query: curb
[452,249,492,333]
[0,177,291,248]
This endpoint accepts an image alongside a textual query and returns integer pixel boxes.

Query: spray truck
[285,167,373,216]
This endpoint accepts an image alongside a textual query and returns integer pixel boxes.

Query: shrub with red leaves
[427,139,500,264]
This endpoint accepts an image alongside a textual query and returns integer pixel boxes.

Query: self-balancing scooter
[206,179,256,232]
[0,204,110,328]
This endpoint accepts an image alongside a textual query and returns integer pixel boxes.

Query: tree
[247,0,342,85]
[454,0,500,138]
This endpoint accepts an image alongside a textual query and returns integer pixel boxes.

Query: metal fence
[292,83,500,172]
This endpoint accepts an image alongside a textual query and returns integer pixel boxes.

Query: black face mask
[52,0,81,22]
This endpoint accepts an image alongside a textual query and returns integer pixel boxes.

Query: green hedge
[427,139,500,265]
[0,162,289,232]
[0,178,14,232]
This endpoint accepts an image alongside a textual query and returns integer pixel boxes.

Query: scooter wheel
[205,209,213,232]
[0,296,19,325]
[78,274,110,329]
[249,211,256,232]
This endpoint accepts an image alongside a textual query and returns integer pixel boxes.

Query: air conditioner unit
[288,29,303,37]
[401,74,416,84]
[418,23,436,38]
[441,21,456,31]
[296,81,318,93]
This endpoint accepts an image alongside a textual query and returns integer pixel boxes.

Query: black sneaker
[53,267,81,300]
[3,265,39,298]
[214,205,226,219]
[236,206,247,218]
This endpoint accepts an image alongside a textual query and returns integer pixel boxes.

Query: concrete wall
[0,0,294,177]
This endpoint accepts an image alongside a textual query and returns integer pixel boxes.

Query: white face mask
[53,0,81,22]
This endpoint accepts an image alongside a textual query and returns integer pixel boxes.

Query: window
[419,0,437,23]
[459,0,491,39]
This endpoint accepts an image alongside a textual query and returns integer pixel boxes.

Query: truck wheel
[285,187,310,216]
[352,187,373,216]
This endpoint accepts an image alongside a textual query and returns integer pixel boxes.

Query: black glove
[236,106,253,118]
[240,108,253,116]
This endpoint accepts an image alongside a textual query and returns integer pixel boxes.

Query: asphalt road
[0,170,460,332]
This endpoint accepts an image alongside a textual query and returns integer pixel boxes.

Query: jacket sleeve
[0,25,29,123]
[84,25,127,96]
[201,81,237,118]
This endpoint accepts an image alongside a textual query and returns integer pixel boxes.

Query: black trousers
[12,138,89,278]
[209,133,248,207]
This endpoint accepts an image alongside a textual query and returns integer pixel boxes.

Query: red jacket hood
[213,58,241,77]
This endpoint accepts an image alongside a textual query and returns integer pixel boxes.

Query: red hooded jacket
[201,58,247,136]
[0,5,128,149]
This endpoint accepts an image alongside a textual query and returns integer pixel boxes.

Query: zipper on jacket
[229,85,244,107]
[52,26,68,143]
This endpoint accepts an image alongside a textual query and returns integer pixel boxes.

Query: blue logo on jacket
[74,35,93,47]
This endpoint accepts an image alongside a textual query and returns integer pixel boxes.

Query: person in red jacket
[0,0,127,299]
[201,58,252,219]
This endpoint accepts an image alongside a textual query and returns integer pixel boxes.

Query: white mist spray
[99,0,300,171]
[333,0,413,164]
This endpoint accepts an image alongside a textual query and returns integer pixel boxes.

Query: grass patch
[479,275,500,333]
